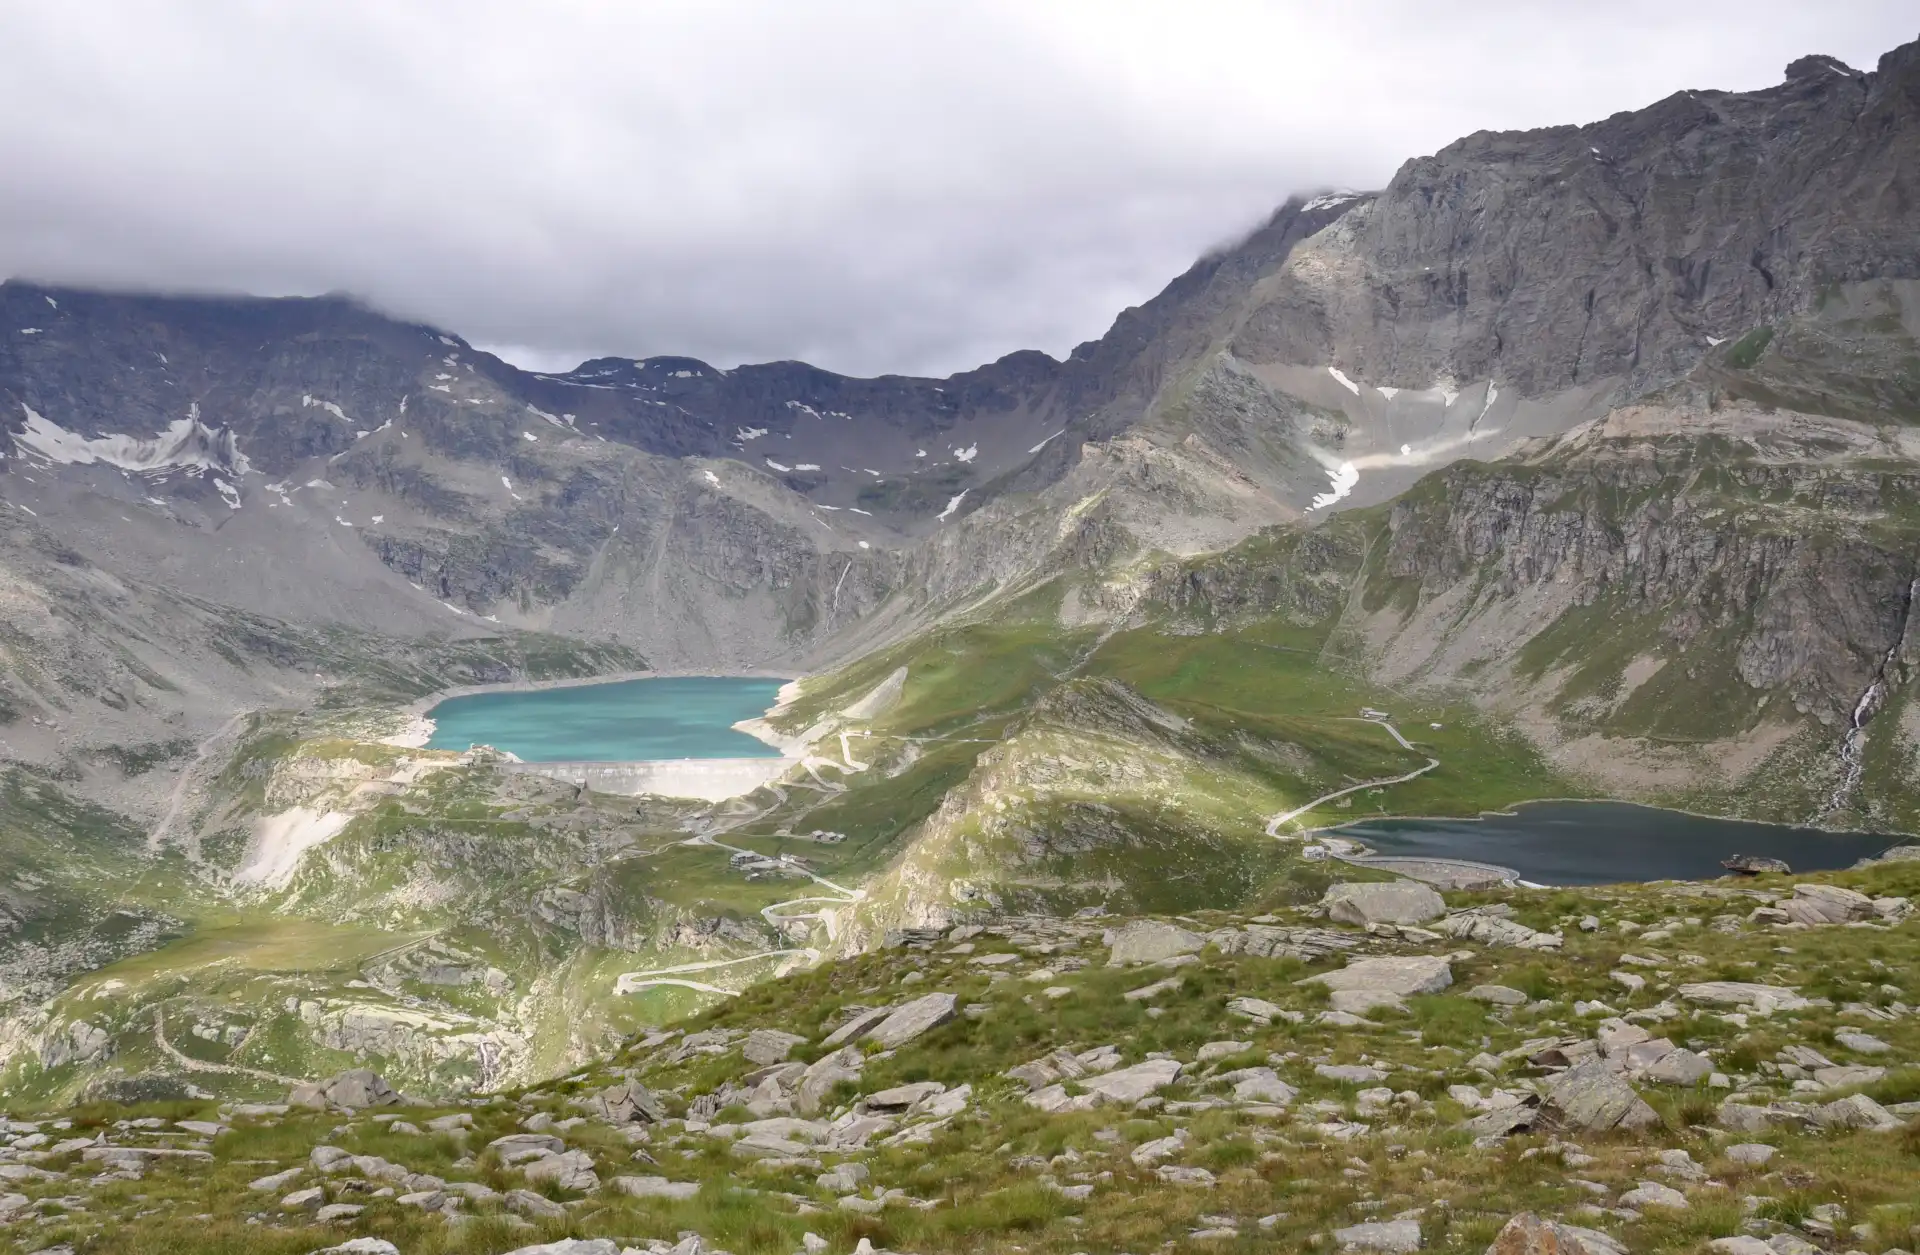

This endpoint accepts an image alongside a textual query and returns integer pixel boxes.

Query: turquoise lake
[424,676,788,761]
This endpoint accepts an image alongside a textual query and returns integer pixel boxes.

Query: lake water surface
[425,676,787,761]
[1328,801,1900,884]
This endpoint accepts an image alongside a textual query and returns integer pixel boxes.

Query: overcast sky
[1,3,1914,378]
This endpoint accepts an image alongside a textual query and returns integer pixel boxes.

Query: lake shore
[385,667,800,751]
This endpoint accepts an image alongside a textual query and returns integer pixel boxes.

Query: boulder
[1330,989,1407,1016]
[819,1005,894,1048]
[1317,1063,1389,1084]
[1538,1060,1658,1132]
[1724,1143,1775,1165]
[1322,881,1446,926]
[1779,883,1875,926]
[1834,1030,1890,1054]
[505,1188,568,1220]
[1080,1059,1183,1104]
[1227,996,1291,1025]
[313,1242,404,1255]
[1707,1240,1775,1255]
[1716,1101,1773,1133]
[289,1069,401,1111]
[615,1175,700,1200]
[1302,955,1452,997]
[865,993,957,1048]
[1108,920,1205,965]
[1810,1092,1901,1131]
[797,1047,864,1115]
[591,1079,665,1124]
[1676,982,1811,1014]
[1813,1064,1885,1089]
[743,1029,807,1065]
[1641,1047,1712,1086]
[497,1242,621,1255]
[1334,1219,1422,1252]
[1618,1180,1688,1210]
[520,1149,599,1192]
[1436,911,1562,950]
[1467,985,1529,1006]
[1484,1213,1627,1255]
[1222,1067,1297,1104]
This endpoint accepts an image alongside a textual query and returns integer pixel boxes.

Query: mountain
[2,36,1919,1128]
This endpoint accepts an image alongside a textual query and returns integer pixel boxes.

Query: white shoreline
[390,669,808,795]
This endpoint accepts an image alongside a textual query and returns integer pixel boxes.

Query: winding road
[612,832,864,998]
[1264,717,1439,836]
[148,710,251,856]
[152,1006,301,1085]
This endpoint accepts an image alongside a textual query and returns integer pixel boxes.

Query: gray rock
[1333,1218,1423,1252]
[797,1046,864,1115]
[1466,985,1529,1006]
[313,1204,366,1223]
[743,1029,807,1065]
[1484,1212,1627,1255]
[1810,1092,1901,1131]
[1813,1064,1886,1089]
[1301,955,1452,997]
[505,1188,568,1220]
[865,1081,945,1112]
[1322,881,1446,926]
[1131,1129,1187,1166]
[1539,1060,1659,1132]
[865,993,957,1048]
[313,1242,403,1255]
[520,1149,599,1192]
[1108,920,1205,965]
[1227,996,1291,1025]
[1779,883,1876,926]
[1717,1101,1773,1132]
[489,1132,566,1158]
[249,1167,303,1191]
[498,1242,621,1255]
[1330,989,1406,1016]
[1080,1059,1183,1104]
[1436,911,1562,950]
[281,1187,325,1211]
[1724,1143,1775,1165]
[1316,1063,1389,1084]
[1223,1067,1297,1104]
[1155,1164,1217,1187]
[819,1005,894,1048]
[1641,1047,1712,1085]
[1834,1030,1890,1054]
[591,1079,665,1124]
[615,1174,700,1200]
[1707,1240,1775,1255]
[289,1069,401,1111]
[1618,1180,1688,1210]
[1676,983,1810,1013]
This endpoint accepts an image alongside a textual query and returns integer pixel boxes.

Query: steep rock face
[1367,402,1920,740]
[1230,45,1920,398]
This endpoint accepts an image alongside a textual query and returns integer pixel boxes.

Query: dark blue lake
[425,676,786,761]
[1328,801,1900,884]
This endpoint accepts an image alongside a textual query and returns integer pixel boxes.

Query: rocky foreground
[1,859,1917,1255]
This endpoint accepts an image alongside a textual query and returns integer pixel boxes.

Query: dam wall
[499,757,793,802]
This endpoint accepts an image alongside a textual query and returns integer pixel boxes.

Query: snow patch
[17,328,41,335]
[953,444,978,463]
[1376,386,1399,399]
[914,449,927,458]
[735,426,768,442]
[765,458,792,473]
[1706,335,1726,347]
[702,469,721,486]
[214,477,241,510]
[795,462,821,471]
[14,404,249,475]
[1308,461,1359,511]
[936,490,968,522]
[521,431,538,442]
[1302,191,1359,212]
[234,808,350,889]
[1327,366,1360,395]
[335,516,353,527]
[1028,429,1065,454]
[301,396,353,424]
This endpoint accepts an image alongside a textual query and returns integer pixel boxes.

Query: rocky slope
[4,35,1920,1164]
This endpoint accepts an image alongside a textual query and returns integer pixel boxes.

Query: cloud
[0,0,1912,376]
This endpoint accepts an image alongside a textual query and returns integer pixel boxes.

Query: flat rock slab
[1676,982,1810,1013]
[1109,920,1205,965]
[743,1029,807,1065]
[614,1175,700,1200]
[1540,1059,1658,1132]
[1302,955,1452,997]
[1323,881,1446,926]
[1333,1218,1422,1252]
[1486,1213,1627,1255]
[1080,1059,1183,1104]
[865,993,957,1049]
